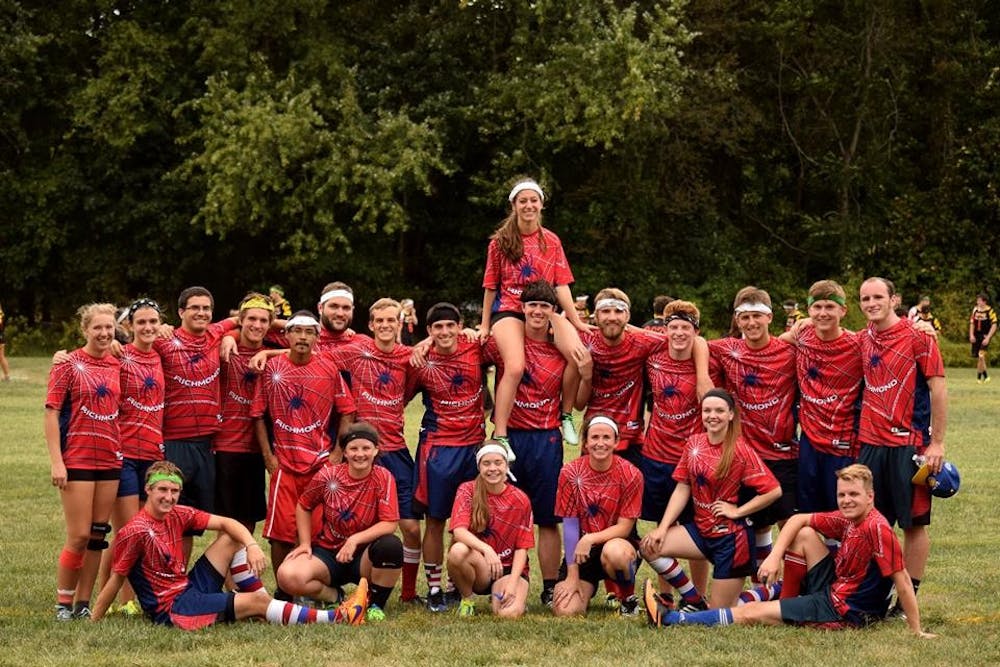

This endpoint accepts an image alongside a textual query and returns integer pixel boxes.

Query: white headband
[476,443,517,481]
[734,302,772,315]
[284,314,321,332]
[588,416,619,436]
[594,298,630,312]
[508,181,545,202]
[319,289,354,305]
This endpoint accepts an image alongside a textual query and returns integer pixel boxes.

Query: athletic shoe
[365,605,386,623]
[655,591,676,612]
[618,594,640,616]
[540,587,554,608]
[72,605,92,620]
[604,593,621,611]
[561,413,579,446]
[426,589,448,613]
[986,376,992,383]
[457,598,476,617]
[885,603,907,620]
[55,605,74,622]
[643,580,666,628]
[444,588,463,608]
[119,599,142,617]
[978,378,984,384]
[678,599,709,613]
[494,436,516,463]
[337,578,369,625]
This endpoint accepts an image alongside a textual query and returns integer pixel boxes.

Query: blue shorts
[637,456,693,524]
[118,458,157,499]
[684,523,754,579]
[414,442,478,520]
[779,555,880,627]
[858,444,917,529]
[164,438,215,514]
[165,555,236,630]
[508,428,563,526]
[377,448,421,520]
[797,432,856,513]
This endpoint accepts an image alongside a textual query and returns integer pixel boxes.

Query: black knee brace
[87,522,112,551]
[367,534,403,569]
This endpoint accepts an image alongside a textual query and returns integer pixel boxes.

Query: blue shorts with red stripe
[684,523,754,579]
[797,431,856,513]
[637,455,693,524]
[508,428,563,526]
[166,555,236,630]
[413,441,478,520]
[377,448,421,520]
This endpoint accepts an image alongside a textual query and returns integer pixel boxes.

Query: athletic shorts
[797,432,856,514]
[637,456,693,524]
[413,442,478,520]
[67,468,121,483]
[377,448,421,520]
[684,523,754,579]
[745,459,797,527]
[312,544,368,588]
[164,438,215,513]
[779,555,880,628]
[263,467,324,545]
[858,444,928,529]
[972,336,989,358]
[472,566,530,595]
[165,555,236,630]
[508,428,563,526]
[490,310,525,326]
[558,541,639,590]
[614,443,643,469]
[118,458,159,499]
[215,451,267,525]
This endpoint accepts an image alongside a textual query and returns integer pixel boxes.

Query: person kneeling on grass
[644,463,937,638]
[277,422,403,623]
[447,440,534,618]
[91,461,368,628]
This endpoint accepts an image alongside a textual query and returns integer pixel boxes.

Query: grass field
[1,357,998,666]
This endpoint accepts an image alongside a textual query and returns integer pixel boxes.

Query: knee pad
[59,548,85,571]
[87,522,112,551]
[367,534,403,569]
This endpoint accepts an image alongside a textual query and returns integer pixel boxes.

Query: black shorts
[744,458,797,527]
[779,555,881,628]
[472,566,530,595]
[67,468,121,482]
[972,336,990,358]
[490,310,526,326]
[557,541,639,589]
[858,444,918,529]
[313,544,369,588]
[214,451,267,525]
[164,438,215,514]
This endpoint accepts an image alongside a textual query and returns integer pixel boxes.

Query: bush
[6,317,83,356]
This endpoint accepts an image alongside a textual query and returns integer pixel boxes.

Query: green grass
[2,357,999,666]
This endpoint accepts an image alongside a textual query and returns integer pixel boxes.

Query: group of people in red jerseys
[44,177,945,638]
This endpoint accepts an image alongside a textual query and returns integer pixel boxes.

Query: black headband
[702,388,736,410]
[664,312,700,329]
[340,427,380,449]
[426,302,462,325]
[127,298,162,322]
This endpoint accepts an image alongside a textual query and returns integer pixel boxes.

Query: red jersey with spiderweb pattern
[111,505,211,620]
[298,463,399,551]
[708,336,798,461]
[45,349,122,470]
[484,335,566,430]
[154,320,237,440]
[580,329,668,448]
[644,352,702,464]
[251,353,357,475]
[118,344,165,461]
[483,228,575,313]
[214,344,263,454]
[858,319,944,447]
[325,337,411,452]
[795,327,863,456]
[450,481,535,576]
[406,338,486,446]
[555,456,642,534]
[673,432,778,537]
[810,508,904,617]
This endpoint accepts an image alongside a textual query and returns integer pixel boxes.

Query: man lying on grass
[91,461,369,629]
[644,463,936,638]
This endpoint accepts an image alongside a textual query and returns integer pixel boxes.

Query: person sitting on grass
[644,463,937,638]
[91,461,368,628]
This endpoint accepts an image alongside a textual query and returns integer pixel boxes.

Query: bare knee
[447,542,471,567]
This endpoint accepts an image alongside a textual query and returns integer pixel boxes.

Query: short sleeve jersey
[298,464,399,551]
[673,432,779,536]
[643,352,702,464]
[407,339,486,447]
[708,336,798,461]
[118,344,165,461]
[858,319,945,447]
[580,329,668,448]
[45,349,122,470]
[483,228,575,313]
[450,481,535,576]
[555,456,642,535]
[795,328,864,456]
[970,306,998,338]
[484,335,566,430]
[251,353,357,475]
[111,505,211,621]
[154,320,237,440]
[214,344,263,454]
[325,338,411,452]
[810,508,904,618]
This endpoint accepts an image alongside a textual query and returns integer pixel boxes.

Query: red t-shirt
[298,463,399,551]
[580,329,668,448]
[643,352,702,464]
[450,481,535,576]
[858,319,945,447]
[45,349,122,470]
[251,353,357,475]
[483,228,574,313]
[555,456,642,534]
[484,335,566,430]
[795,327,863,456]
[672,432,779,537]
[708,336,798,461]
[214,344,264,454]
[407,339,486,446]
[118,344,165,461]
[154,320,237,441]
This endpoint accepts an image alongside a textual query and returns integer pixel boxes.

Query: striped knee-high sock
[649,556,705,606]
[230,548,265,593]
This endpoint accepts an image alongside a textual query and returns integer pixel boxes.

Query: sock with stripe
[752,531,773,583]
[401,547,421,600]
[649,556,705,606]
[424,563,442,593]
[230,548,265,593]
[265,600,338,625]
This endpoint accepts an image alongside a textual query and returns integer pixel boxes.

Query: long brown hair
[491,178,547,263]
[702,388,742,480]
[469,440,507,533]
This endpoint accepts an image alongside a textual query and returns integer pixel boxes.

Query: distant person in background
[970,292,997,383]
[400,298,419,345]
[910,296,941,334]
[642,295,676,333]
[269,285,293,318]
[0,301,9,381]
[782,299,806,332]
[575,295,592,325]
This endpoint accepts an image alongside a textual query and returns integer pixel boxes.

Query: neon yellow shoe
[365,605,386,622]
[457,598,476,617]
[119,599,142,617]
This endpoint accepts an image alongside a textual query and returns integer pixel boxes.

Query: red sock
[780,551,807,599]
[604,579,620,599]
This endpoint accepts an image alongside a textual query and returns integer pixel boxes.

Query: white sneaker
[561,413,579,445]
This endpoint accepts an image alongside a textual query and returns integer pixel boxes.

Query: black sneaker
[678,599,709,613]
[618,594,640,616]
[885,603,907,620]
[540,587,554,608]
[444,588,462,608]
[426,589,447,613]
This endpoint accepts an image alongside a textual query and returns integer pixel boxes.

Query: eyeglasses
[184,305,212,312]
